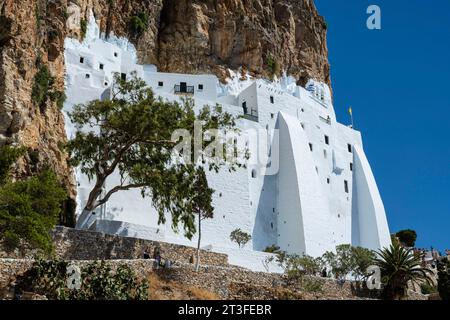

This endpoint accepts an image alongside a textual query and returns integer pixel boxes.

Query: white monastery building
[63,14,391,271]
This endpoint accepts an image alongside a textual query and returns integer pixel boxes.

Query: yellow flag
[348,107,352,115]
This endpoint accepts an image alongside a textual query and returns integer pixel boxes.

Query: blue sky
[314,0,450,251]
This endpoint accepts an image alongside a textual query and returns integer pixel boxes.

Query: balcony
[174,84,194,95]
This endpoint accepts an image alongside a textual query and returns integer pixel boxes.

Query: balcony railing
[174,84,194,95]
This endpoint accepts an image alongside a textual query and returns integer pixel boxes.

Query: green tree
[190,167,214,271]
[437,257,450,300]
[395,229,417,247]
[0,145,25,185]
[322,244,355,281]
[352,246,376,281]
[277,252,324,281]
[229,228,251,248]
[0,170,67,253]
[67,72,241,238]
[374,241,433,300]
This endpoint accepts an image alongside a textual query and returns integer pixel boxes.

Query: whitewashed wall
[62,15,391,271]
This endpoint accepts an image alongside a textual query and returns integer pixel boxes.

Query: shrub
[31,60,67,111]
[437,258,450,300]
[302,278,324,293]
[80,18,87,40]
[31,64,54,108]
[130,12,149,34]
[420,282,437,295]
[395,229,417,247]
[229,228,251,248]
[25,260,148,300]
[277,252,324,282]
[264,244,281,253]
[50,91,67,110]
[265,54,280,78]
[0,170,67,253]
[0,145,25,185]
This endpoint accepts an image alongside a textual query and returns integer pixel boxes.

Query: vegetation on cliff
[0,145,66,253]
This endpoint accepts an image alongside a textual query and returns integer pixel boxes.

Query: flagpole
[349,107,354,129]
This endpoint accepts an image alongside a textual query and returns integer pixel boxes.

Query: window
[121,73,127,81]
[114,52,118,57]
[271,223,273,229]
[80,57,84,64]
[344,180,349,193]
[242,101,247,114]
[309,143,313,152]
[327,178,330,184]
[350,163,353,171]
[324,135,329,145]
[99,63,104,70]
[270,113,274,119]
[348,144,352,153]
[104,82,108,86]
[251,169,257,178]
[270,96,274,104]
[85,74,90,79]
[324,149,327,158]
[158,81,163,87]
[198,84,203,90]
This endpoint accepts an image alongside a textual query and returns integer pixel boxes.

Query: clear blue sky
[314,0,450,251]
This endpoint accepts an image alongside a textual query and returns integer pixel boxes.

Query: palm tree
[374,242,434,300]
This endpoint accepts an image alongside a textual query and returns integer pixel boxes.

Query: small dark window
[198,84,204,90]
[158,81,163,87]
[270,113,274,119]
[271,222,273,229]
[85,74,90,79]
[121,73,127,81]
[114,52,118,57]
[348,144,352,153]
[327,178,330,184]
[270,96,274,104]
[301,108,305,112]
[344,180,349,193]
[309,143,313,152]
[350,163,353,171]
[104,82,108,86]
[80,57,84,64]
[325,135,329,145]
[251,169,257,178]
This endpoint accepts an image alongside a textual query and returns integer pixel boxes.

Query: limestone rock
[0,0,330,203]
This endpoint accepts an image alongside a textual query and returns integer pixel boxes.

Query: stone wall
[0,258,372,300]
[0,258,430,300]
[0,227,228,267]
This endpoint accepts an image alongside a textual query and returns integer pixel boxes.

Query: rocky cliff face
[0,0,329,203]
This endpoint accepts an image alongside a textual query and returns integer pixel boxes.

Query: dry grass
[147,273,219,300]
